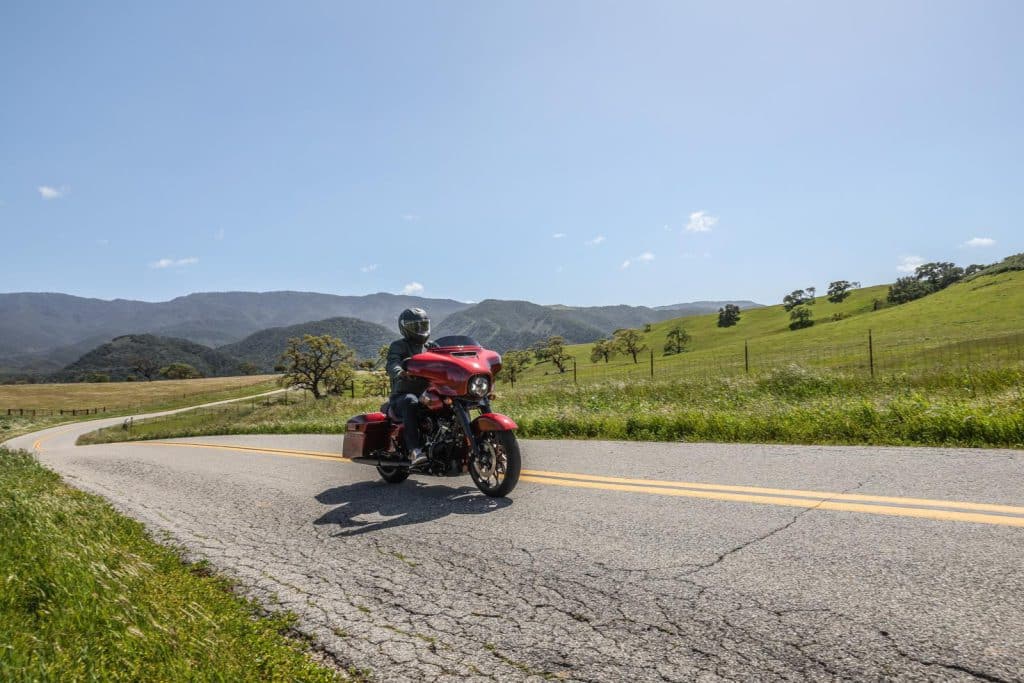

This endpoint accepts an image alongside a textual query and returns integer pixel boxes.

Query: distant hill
[220,317,393,372]
[0,291,471,371]
[56,334,244,382]
[653,300,763,313]
[434,299,761,352]
[436,300,606,352]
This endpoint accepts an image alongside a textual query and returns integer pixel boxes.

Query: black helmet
[398,307,430,344]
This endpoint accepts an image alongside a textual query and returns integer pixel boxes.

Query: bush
[756,364,842,399]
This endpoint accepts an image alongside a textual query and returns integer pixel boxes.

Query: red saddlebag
[342,412,389,458]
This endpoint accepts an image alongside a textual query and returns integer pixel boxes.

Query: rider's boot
[409,448,427,467]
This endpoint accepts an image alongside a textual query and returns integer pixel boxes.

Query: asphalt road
[7,410,1024,682]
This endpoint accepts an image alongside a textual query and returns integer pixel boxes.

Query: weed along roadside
[80,364,1024,449]
[0,448,357,681]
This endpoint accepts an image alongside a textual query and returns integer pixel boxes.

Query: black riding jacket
[386,338,431,397]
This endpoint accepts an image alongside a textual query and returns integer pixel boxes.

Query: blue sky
[2,1,1021,307]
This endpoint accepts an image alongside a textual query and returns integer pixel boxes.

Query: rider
[386,308,433,466]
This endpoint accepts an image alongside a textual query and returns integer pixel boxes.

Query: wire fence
[507,329,1024,388]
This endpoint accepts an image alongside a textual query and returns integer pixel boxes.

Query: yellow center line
[520,468,1024,516]
[140,441,351,462]
[121,440,1024,528]
[519,475,1024,527]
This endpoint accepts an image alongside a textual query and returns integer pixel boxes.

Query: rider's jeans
[391,394,421,452]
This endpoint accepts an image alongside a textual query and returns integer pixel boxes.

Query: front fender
[472,412,518,433]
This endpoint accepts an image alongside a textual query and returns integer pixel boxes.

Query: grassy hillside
[518,269,1024,385]
[219,316,392,370]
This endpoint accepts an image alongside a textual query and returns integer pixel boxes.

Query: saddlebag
[342,412,389,459]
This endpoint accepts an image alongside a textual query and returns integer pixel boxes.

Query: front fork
[452,400,487,464]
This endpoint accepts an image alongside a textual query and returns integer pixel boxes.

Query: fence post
[572,359,577,385]
[868,329,875,378]
[650,349,654,378]
[744,340,749,374]
[350,381,355,399]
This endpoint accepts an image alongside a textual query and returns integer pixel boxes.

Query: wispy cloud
[552,233,566,239]
[897,255,924,273]
[361,264,379,273]
[585,235,605,246]
[214,228,225,241]
[401,281,424,295]
[150,257,199,269]
[963,236,995,248]
[401,213,420,222]
[620,251,655,270]
[685,210,717,233]
[96,238,110,246]
[38,185,67,200]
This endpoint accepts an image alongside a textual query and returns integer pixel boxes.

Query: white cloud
[150,257,199,269]
[96,238,109,246]
[897,255,924,273]
[585,235,605,246]
[38,185,67,200]
[620,251,655,270]
[214,228,225,241]
[963,237,995,248]
[361,264,379,273]
[685,210,717,233]
[552,233,566,239]
[401,281,424,295]
[401,213,420,222]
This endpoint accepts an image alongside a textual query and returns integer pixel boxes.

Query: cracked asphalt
[8,414,1024,682]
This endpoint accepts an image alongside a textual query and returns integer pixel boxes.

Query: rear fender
[472,412,518,433]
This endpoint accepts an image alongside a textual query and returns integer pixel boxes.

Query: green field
[0,448,351,682]
[516,269,1024,387]
[0,375,279,442]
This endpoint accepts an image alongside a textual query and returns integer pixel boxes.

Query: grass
[518,269,1024,386]
[80,363,1024,448]
[0,447,351,682]
[0,375,279,442]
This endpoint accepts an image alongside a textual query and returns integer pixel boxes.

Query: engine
[421,414,465,476]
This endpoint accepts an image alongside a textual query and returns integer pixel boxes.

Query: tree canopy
[826,280,860,304]
[279,334,355,399]
[613,328,647,364]
[663,325,690,355]
[717,304,740,328]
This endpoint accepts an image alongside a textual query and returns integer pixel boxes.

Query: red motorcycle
[343,336,521,497]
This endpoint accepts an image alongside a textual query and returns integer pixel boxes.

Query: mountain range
[0,290,762,378]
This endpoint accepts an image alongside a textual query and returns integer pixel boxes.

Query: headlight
[468,375,491,398]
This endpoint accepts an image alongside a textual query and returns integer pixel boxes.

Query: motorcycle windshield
[431,335,481,349]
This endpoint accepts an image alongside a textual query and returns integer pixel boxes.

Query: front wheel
[377,464,409,484]
[470,431,521,497]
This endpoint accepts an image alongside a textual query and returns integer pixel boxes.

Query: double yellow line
[520,469,1024,528]
[121,440,1024,528]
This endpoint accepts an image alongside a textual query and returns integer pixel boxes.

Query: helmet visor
[404,320,430,336]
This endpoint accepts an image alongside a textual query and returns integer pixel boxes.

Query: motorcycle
[342,335,521,497]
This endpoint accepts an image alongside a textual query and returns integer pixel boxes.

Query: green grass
[1,376,279,442]
[0,448,351,682]
[81,363,1024,448]
[519,270,1024,386]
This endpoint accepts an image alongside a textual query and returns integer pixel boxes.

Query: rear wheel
[470,431,521,497]
[377,464,409,484]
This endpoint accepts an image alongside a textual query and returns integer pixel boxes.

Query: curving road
[6,406,1024,682]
